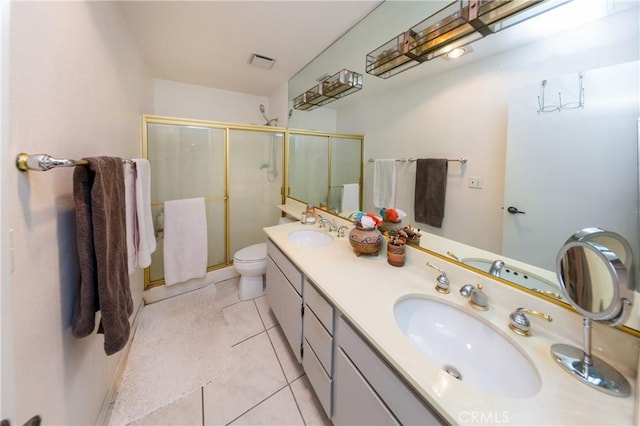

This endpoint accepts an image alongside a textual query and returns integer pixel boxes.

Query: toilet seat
[233,242,267,264]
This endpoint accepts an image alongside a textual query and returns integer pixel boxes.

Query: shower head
[259,104,270,125]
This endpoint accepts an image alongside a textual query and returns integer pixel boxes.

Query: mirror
[286,0,640,333]
[552,228,633,397]
[287,130,363,214]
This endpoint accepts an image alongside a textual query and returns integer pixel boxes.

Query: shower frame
[142,115,287,290]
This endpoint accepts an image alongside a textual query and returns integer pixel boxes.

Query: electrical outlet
[469,176,484,189]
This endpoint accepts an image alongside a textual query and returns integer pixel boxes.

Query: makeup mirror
[551,228,633,397]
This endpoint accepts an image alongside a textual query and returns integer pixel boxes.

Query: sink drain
[443,365,462,380]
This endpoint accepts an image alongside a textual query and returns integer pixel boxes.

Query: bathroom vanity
[264,221,638,425]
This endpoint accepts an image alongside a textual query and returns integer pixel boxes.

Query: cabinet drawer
[302,338,332,418]
[267,239,302,294]
[303,308,333,375]
[334,349,399,426]
[337,317,444,425]
[304,279,333,333]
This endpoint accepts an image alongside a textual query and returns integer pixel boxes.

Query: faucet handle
[426,262,450,294]
[509,307,552,337]
[337,225,349,237]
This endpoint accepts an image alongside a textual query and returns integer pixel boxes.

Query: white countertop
[264,222,638,425]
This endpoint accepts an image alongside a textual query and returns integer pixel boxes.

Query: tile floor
[106,279,331,426]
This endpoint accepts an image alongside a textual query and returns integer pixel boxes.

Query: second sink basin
[394,297,541,398]
[462,258,561,298]
[288,229,333,248]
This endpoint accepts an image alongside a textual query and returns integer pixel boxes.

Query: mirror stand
[553,229,635,398]
[551,318,630,397]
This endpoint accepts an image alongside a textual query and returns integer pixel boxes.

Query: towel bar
[16,153,133,171]
[368,157,467,164]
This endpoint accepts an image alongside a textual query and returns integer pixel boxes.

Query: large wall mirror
[287,1,640,333]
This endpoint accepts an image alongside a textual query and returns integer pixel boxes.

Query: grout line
[201,387,205,426]
[231,329,266,348]
[264,325,308,425]
[253,298,268,331]
[287,377,308,426]
[224,384,290,426]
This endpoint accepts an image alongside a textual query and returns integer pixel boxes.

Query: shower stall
[143,115,284,288]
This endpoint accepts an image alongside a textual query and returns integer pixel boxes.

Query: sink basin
[462,258,561,298]
[287,229,333,248]
[394,297,540,398]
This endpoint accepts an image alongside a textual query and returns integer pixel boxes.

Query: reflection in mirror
[552,229,633,397]
[287,131,363,214]
[287,0,640,333]
[288,134,328,206]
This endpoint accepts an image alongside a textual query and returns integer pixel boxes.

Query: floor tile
[290,375,332,426]
[267,325,304,383]
[223,300,264,345]
[215,278,241,308]
[202,332,287,425]
[254,295,278,329]
[129,388,203,426]
[229,387,304,426]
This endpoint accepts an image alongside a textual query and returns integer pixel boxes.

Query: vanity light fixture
[366,0,571,78]
[293,69,363,111]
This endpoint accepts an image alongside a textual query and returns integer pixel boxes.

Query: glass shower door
[146,122,227,285]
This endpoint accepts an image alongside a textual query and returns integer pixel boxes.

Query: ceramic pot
[379,220,402,235]
[349,226,383,256]
[387,242,406,267]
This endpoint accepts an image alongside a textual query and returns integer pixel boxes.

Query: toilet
[233,242,268,301]
[233,216,294,300]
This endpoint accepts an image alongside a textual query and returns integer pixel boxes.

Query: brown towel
[72,157,133,355]
[414,159,448,228]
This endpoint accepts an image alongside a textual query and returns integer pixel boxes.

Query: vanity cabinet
[302,279,334,417]
[266,240,303,362]
[334,316,445,426]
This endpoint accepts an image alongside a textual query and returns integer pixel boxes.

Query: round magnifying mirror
[556,240,625,320]
[552,229,633,397]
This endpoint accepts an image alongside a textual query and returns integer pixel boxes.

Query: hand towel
[134,159,156,268]
[414,158,448,228]
[124,162,138,273]
[72,157,133,356]
[341,183,360,214]
[163,198,208,286]
[373,159,397,208]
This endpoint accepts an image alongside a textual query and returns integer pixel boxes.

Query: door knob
[507,206,526,214]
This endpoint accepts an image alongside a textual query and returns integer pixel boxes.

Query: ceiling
[117,1,382,97]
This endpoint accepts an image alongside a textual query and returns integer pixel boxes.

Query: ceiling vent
[249,53,276,70]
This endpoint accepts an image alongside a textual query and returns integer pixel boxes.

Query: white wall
[8,2,152,424]
[154,78,272,125]
[336,7,639,254]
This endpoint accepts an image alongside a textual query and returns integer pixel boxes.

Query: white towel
[124,162,138,274]
[134,159,156,268]
[341,183,360,214]
[163,198,208,286]
[373,159,397,208]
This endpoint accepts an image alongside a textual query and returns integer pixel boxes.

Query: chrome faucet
[488,259,505,277]
[508,307,552,337]
[426,262,450,294]
[318,216,337,232]
[460,284,489,311]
